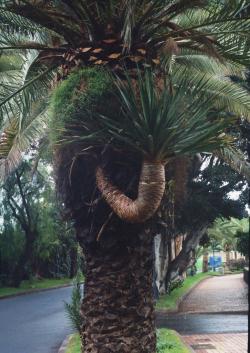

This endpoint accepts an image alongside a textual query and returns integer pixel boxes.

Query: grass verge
[156,272,219,310]
[65,329,191,353]
[66,334,81,353]
[0,278,73,298]
[157,329,191,353]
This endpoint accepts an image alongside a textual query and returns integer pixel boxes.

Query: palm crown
[0,0,250,221]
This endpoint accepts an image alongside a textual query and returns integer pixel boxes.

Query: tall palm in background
[0,1,250,352]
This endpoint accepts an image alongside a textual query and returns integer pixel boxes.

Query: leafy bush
[227,258,246,270]
[236,231,249,257]
[156,333,175,353]
[167,277,184,294]
[64,271,83,334]
[49,67,113,143]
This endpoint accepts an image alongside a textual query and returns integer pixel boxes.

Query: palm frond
[171,64,250,120]
[0,105,48,181]
[0,7,51,41]
[215,146,250,181]
[4,1,83,45]
[0,59,56,124]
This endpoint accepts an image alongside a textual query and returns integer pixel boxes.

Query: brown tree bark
[96,160,165,223]
[80,230,156,353]
[55,147,157,352]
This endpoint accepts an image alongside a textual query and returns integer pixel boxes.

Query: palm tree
[208,218,241,264]
[1,1,250,352]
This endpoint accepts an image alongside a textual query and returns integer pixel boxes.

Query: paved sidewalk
[179,274,248,313]
[182,333,248,353]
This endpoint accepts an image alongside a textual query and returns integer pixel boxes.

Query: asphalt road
[0,286,74,353]
[0,287,248,353]
[156,313,248,335]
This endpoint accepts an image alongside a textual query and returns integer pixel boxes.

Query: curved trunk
[96,160,165,223]
[81,230,156,353]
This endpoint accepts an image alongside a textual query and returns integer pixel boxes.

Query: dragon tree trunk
[96,160,165,223]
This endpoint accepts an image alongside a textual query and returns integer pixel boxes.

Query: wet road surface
[0,285,248,353]
[156,312,248,335]
[0,286,74,353]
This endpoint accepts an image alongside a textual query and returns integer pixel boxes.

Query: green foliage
[235,230,249,257]
[156,331,175,353]
[64,271,83,334]
[156,329,191,353]
[179,159,248,237]
[227,258,247,271]
[0,1,249,180]
[66,329,190,353]
[156,272,211,310]
[167,278,184,294]
[65,334,81,353]
[0,224,24,285]
[207,217,249,253]
[65,69,235,161]
[0,277,73,298]
[49,67,113,144]
[0,159,80,284]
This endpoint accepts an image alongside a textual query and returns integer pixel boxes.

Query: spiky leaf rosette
[61,68,234,160]
[52,67,235,222]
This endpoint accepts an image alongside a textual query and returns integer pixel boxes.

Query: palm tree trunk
[80,230,156,353]
[96,160,165,223]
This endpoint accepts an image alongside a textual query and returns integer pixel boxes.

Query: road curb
[177,310,249,315]
[156,275,212,315]
[174,330,196,353]
[0,282,77,300]
[58,335,71,353]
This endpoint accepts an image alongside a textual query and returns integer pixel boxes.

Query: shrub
[64,270,83,334]
[49,67,113,144]
[167,277,184,294]
[227,258,246,270]
[156,331,175,353]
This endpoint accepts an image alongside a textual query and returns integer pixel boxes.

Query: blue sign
[209,256,222,268]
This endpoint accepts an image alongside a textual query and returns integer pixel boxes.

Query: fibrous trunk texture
[154,233,169,295]
[81,231,156,353]
[96,160,165,223]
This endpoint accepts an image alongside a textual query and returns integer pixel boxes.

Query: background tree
[1,161,43,286]
[0,160,79,286]
[235,227,249,259]
[154,155,248,293]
